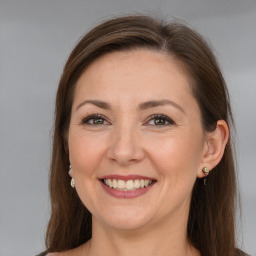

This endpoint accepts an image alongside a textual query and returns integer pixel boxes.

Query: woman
[37,15,248,256]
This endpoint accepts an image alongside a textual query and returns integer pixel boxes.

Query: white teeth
[125,180,134,190]
[104,178,153,191]
[112,179,118,189]
[134,179,140,188]
[117,180,126,189]
[108,179,113,188]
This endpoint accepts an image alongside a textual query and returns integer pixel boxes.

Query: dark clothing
[35,252,47,256]
[36,248,250,256]
[236,249,250,256]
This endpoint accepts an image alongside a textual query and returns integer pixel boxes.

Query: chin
[95,205,155,231]
[105,217,151,231]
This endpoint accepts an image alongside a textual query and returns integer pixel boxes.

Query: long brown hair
[46,15,239,256]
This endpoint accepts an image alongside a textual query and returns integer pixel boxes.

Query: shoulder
[35,252,48,256]
[46,253,67,256]
[35,252,47,256]
[36,246,85,256]
[35,252,64,256]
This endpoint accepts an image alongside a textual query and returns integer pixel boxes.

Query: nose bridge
[107,118,143,164]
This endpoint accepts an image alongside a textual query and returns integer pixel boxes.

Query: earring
[71,178,75,188]
[202,167,210,186]
[69,165,75,188]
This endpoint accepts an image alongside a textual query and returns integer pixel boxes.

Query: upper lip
[99,174,157,181]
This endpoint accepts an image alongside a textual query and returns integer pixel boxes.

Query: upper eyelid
[147,114,172,119]
[81,114,110,124]
[145,114,175,124]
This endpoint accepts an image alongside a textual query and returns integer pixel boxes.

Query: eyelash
[81,114,109,125]
[80,114,175,127]
[145,114,175,127]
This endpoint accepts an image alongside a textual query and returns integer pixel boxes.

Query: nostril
[106,132,144,164]
[106,146,145,164]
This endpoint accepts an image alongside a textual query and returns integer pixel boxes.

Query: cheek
[148,132,203,209]
[68,130,106,178]
[68,131,106,211]
[146,131,203,181]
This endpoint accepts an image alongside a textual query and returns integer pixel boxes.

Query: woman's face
[68,49,207,231]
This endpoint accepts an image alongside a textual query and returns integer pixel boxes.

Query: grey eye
[91,118,105,125]
[82,114,109,125]
[147,114,174,126]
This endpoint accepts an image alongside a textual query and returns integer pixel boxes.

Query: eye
[146,114,175,127]
[81,114,110,125]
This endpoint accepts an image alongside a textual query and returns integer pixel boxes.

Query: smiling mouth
[101,178,156,191]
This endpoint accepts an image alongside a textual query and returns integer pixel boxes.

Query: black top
[35,252,47,256]
[36,249,250,256]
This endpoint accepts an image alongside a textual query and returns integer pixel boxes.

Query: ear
[68,164,73,178]
[197,120,229,178]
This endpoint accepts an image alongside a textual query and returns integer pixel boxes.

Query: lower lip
[100,181,156,199]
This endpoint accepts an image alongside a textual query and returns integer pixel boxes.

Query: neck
[84,210,199,256]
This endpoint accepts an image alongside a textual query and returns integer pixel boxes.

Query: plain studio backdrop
[0,1,255,255]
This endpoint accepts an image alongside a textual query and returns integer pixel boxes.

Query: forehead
[74,49,195,108]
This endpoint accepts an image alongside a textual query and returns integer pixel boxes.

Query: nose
[106,124,145,165]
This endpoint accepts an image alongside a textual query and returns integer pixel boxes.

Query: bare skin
[47,49,228,256]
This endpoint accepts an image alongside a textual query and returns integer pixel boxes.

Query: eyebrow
[75,99,185,114]
[138,99,185,114]
[76,100,111,111]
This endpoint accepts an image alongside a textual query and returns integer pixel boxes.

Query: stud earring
[71,178,75,188]
[202,167,210,186]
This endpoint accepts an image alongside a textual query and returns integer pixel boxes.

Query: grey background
[0,1,255,256]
